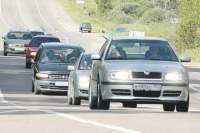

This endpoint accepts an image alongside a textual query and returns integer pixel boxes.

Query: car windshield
[105,39,178,61]
[30,38,60,47]
[39,47,82,64]
[31,32,45,37]
[78,55,92,70]
[7,32,32,40]
[83,23,91,27]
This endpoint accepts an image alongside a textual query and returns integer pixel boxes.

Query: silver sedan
[68,52,97,105]
[89,36,191,112]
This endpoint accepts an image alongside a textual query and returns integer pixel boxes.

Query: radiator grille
[49,74,69,80]
[132,72,162,79]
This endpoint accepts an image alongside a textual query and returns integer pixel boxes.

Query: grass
[59,0,200,62]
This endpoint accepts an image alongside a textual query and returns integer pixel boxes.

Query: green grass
[59,0,200,62]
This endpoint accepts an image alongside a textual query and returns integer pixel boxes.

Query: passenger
[67,50,79,60]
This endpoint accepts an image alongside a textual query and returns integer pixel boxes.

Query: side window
[99,40,108,57]
[35,46,42,62]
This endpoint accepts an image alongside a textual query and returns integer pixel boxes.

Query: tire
[67,90,72,105]
[176,95,189,112]
[122,102,137,108]
[3,49,7,56]
[32,81,34,92]
[97,79,110,110]
[72,83,81,105]
[26,60,31,68]
[163,103,175,111]
[89,80,98,109]
[88,31,91,33]
[34,80,40,95]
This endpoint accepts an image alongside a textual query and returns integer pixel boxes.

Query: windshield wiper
[106,57,126,60]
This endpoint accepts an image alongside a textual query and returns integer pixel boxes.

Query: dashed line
[18,0,34,30]
[34,0,68,43]
[0,0,11,29]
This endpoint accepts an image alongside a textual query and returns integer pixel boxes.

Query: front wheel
[72,83,81,105]
[176,95,189,112]
[122,102,137,108]
[97,79,110,110]
[89,80,97,109]
[26,59,31,68]
[34,80,40,95]
[3,49,7,56]
[163,103,175,111]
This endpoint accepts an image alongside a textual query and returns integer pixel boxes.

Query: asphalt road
[0,0,200,133]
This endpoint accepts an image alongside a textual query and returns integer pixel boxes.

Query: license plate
[15,48,24,51]
[133,84,161,91]
[55,82,68,86]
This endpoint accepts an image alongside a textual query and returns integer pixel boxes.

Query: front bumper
[75,82,89,99]
[99,82,189,104]
[5,46,27,54]
[35,79,68,93]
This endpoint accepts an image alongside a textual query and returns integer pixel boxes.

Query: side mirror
[181,56,191,62]
[24,44,29,47]
[30,58,35,63]
[68,65,75,71]
[91,54,101,60]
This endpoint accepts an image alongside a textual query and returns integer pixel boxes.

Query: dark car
[25,35,60,68]
[31,43,85,95]
[2,30,33,56]
[79,22,92,33]
[30,31,45,37]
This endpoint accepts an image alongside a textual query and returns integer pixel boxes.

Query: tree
[95,0,112,14]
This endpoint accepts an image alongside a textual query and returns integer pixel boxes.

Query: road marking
[0,88,140,133]
[34,0,69,43]
[190,86,200,92]
[0,0,11,29]
[17,0,34,30]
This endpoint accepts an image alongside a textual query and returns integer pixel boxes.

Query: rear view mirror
[181,56,191,62]
[24,44,29,47]
[68,65,75,71]
[30,58,35,63]
[91,54,101,60]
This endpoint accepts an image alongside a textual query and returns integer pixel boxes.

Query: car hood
[104,60,185,73]
[6,39,31,44]
[38,63,71,74]
[77,70,91,76]
[29,46,39,52]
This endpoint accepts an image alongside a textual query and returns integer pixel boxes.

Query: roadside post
[76,1,85,17]
[116,28,126,36]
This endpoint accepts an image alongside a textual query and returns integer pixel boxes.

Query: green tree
[95,0,112,14]
[177,0,200,50]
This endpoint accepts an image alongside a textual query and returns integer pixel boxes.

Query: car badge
[62,75,65,79]
[144,71,150,75]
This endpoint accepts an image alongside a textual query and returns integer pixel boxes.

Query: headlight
[78,76,89,83]
[165,73,185,81]
[8,44,13,47]
[36,73,49,78]
[107,71,130,80]
[30,52,36,56]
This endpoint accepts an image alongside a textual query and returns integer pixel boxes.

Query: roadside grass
[59,0,200,62]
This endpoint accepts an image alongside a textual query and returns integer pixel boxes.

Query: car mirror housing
[181,56,191,62]
[68,65,75,71]
[24,44,29,47]
[30,58,35,63]
[91,54,101,60]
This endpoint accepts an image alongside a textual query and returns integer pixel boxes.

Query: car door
[92,40,109,81]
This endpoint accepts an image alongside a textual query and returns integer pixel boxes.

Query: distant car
[79,22,92,33]
[2,30,33,56]
[31,43,85,94]
[30,31,45,37]
[25,35,60,68]
[67,52,97,105]
[89,36,191,112]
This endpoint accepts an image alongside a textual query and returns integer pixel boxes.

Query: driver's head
[150,46,159,56]
[111,48,120,57]
[72,50,78,57]
[48,50,55,58]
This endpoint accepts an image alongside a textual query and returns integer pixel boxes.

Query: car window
[35,46,42,62]
[83,23,91,27]
[39,47,83,64]
[31,32,45,37]
[7,32,32,40]
[30,38,60,47]
[78,55,92,70]
[105,39,178,61]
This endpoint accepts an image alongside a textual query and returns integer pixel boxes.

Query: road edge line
[190,86,200,92]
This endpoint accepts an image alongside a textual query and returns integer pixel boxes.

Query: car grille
[133,90,161,97]
[40,85,68,90]
[132,72,162,79]
[111,89,131,96]
[49,74,69,80]
[163,91,181,97]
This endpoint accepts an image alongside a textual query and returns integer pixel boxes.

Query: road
[0,0,200,133]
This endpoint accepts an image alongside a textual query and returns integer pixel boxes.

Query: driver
[149,46,159,57]
[42,50,57,62]
[67,50,79,60]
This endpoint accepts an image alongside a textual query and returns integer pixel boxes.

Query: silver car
[68,52,97,105]
[89,36,191,112]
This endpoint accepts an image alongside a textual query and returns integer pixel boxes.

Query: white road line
[0,0,11,29]
[17,0,33,30]
[0,88,140,133]
[190,86,200,92]
[34,0,69,43]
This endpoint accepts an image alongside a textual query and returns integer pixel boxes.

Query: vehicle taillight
[90,27,92,29]
[82,27,84,28]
